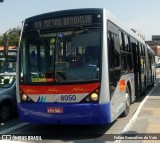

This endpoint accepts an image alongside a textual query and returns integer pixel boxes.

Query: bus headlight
[91,93,98,101]
[80,88,100,103]
[20,89,33,102]
[22,94,27,101]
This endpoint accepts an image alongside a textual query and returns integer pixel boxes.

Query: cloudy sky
[0,0,160,40]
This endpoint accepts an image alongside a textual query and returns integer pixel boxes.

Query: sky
[0,0,160,41]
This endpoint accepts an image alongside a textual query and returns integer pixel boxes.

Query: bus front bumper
[17,103,111,125]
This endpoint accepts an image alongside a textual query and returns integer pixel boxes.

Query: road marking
[122,82,159,133]
[0,122,29,134]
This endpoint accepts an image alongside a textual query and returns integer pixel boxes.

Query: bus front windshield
[20,28,101,83]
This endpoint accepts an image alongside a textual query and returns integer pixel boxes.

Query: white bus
[16,8,155,124]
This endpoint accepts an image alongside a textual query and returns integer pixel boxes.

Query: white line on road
[0,122,29,134]
[122,82,159,133]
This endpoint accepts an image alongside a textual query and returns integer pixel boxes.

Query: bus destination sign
[33,15,93,30]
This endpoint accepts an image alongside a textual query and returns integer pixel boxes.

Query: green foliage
[1,27,21,47]
[0,36,3,45]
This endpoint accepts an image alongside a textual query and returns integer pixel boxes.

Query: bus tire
[0,102,12,122]
[121,86,130,117]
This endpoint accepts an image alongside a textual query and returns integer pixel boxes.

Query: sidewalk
[120,77,160,143]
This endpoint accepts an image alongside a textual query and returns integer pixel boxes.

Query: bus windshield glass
[20,28,101,83]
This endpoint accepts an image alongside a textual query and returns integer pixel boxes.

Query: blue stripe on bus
[17,102,111,125]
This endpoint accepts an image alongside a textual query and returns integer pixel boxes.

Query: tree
[7,27,21,46]
[1,27,20,71]
[0,0,4,3]
[0,36,3,45]
[2,27,21,47]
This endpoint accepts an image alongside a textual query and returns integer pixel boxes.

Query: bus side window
[108,30,121,92]
[119,31,127,73]
[125,34,129,52]
[126,36,133,72]
[108,31,120,69]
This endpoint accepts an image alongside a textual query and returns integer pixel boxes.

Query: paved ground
[118,71,160,143]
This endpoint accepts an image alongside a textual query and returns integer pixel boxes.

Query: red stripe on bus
[20,83,100,95]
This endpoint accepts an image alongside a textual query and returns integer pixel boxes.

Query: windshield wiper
[37,30,50,53]
[37,30,59,81]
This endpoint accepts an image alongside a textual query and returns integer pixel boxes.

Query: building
[0,46,16,57]
[0,46,17,73]
[146,35,160,63]
[152,35,160,41]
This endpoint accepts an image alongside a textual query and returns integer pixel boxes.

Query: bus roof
[25,8,103,22]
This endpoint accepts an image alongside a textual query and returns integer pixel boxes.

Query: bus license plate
[47,107,63,113]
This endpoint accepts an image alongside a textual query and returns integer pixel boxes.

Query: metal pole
[3,32,9,72]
